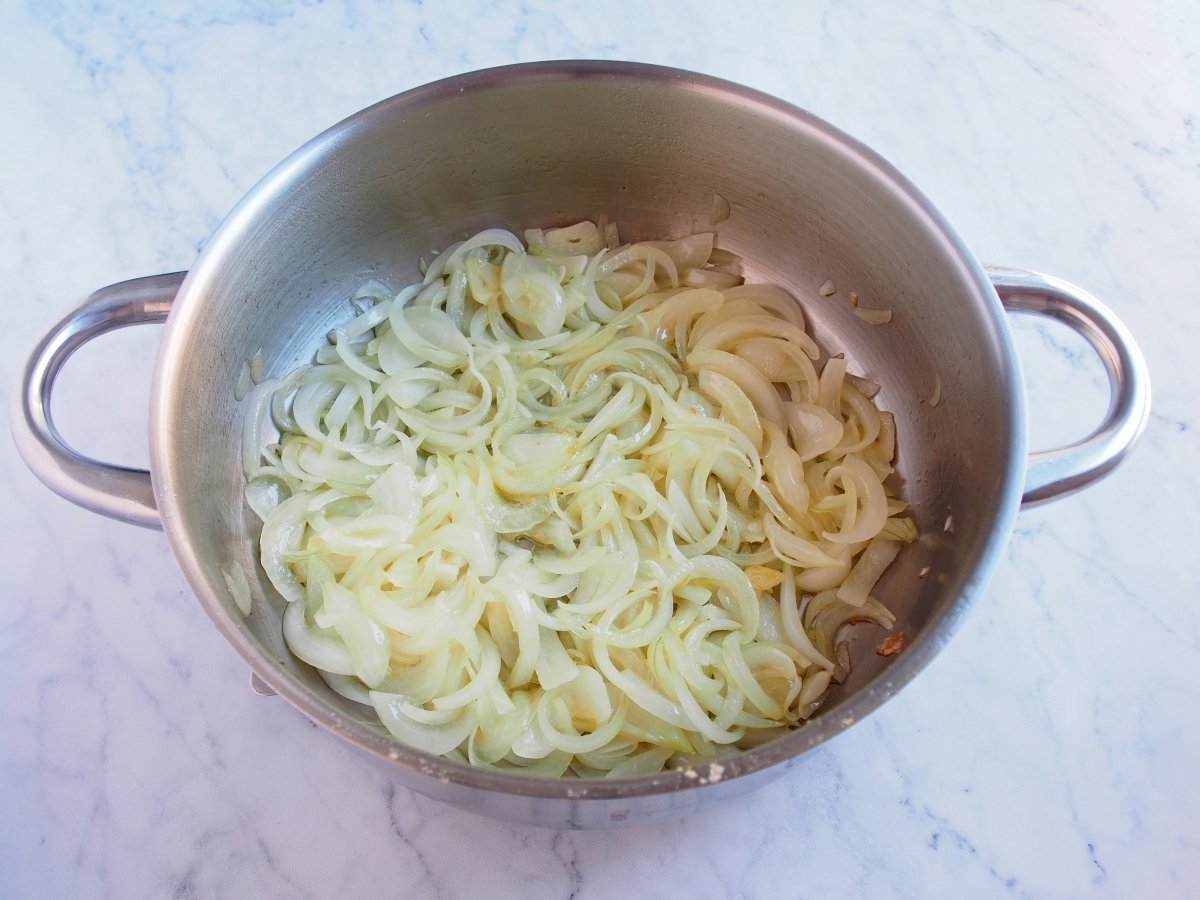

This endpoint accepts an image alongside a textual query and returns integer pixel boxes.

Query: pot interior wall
[157,64,1022,765]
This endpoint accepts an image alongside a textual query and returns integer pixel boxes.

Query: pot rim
[150,59,1025,801]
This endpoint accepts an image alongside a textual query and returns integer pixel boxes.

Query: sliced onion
[241,220,913,779]
[371,692,476,756]
[836,537,902,607]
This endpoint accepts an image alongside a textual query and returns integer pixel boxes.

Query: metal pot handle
[11,272,185,529]
[987,266,1151,507]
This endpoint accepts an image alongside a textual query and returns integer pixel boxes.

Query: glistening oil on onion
[239,220,915,778]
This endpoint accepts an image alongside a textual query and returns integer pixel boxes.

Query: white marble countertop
[3,2,1197,897]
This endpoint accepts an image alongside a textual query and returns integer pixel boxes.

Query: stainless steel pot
[13,61,1150,828]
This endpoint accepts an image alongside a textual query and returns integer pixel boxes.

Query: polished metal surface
[249,672,278,697]
[15,62,1151,827]
[12,273,182,528]
[988,267,1152,506]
